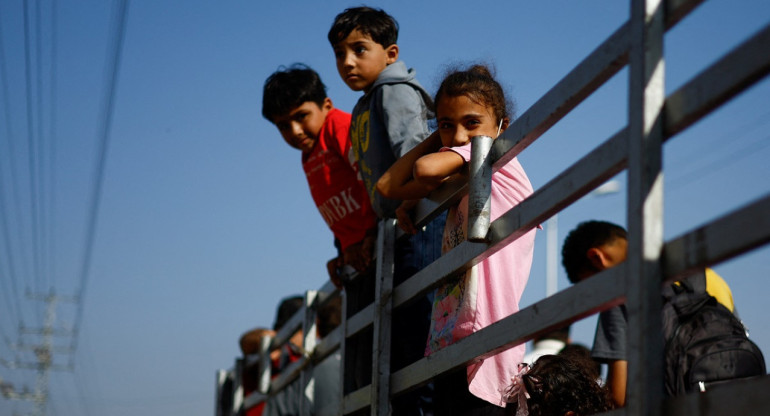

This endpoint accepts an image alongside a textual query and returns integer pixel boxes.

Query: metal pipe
[467,135,494,242]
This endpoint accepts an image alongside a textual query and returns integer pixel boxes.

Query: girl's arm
[412,150,466,187]
[377,131,443,200]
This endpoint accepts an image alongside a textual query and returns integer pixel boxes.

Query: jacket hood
[368,61,434,109]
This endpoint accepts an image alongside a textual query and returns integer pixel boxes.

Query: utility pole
[0,290,76,416]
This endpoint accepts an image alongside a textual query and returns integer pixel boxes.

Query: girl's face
[436,94,504,148]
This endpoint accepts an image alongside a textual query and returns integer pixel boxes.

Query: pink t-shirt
[425,143,536,406]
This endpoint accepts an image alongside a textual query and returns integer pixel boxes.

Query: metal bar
[258,335,272,395]
[664,0,707,30]
[390,266,626,396]
[314,324,342,363]
[408,1,709,236]
[342,385,371,414]
[299,291,318,416]
[492,0,705,171]
[664,22,770,139]
[492,22,630,170]
[242,391,267,412]
[215,370,227,416]
[270,356,307,394]
[371,219,396,415]
[338,290,350,414]
[410,174,467,229]
[663,194,770,281]
[271,307,304,348]
[625,0,666,413]
[345,303,374,338]
[232,358,244,416]
[393,128,628,309]
[392,240,487,309]
[467,135,494,242]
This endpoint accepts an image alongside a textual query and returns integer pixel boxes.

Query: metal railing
[216,0,770,414]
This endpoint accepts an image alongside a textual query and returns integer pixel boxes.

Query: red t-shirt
[302,108,377,250]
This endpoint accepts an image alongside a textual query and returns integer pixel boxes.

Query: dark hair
[328,6,398,47]
[521,354,614,416]
[262,64,327,123]
[434,64,514,124]
[273,295,304,331]
[558,344,601,381]
[561,220,627,284]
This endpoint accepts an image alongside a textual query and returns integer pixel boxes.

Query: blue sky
[0,1,768,415]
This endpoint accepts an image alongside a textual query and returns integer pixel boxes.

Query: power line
[46,0,59,293]
[70,0,130,355]
[668,133,770,190]
[0,1,34,329]
[34,0,49,295]
[666,109,770,171]
[23,0,44,311]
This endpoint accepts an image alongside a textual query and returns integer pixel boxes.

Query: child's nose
[291,122,304,137]
[453,131,466,145]
[342,52,355,68]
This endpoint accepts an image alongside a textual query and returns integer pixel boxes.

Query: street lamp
[545,180,621,296]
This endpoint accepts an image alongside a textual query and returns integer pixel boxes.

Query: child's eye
[334,50,344,59]
[354,46,366,54]
[294,112,308,121]
[439,122,453,130]
[466,119,481,127]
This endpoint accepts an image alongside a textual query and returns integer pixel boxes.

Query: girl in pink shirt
[377,64,536,412]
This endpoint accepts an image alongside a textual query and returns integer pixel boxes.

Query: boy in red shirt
[262,64,377,286]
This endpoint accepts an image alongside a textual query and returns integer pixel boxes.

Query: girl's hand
[395,200,419,234]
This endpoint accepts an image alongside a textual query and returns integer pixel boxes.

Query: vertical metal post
[232,358,244,416]
[338,290,349,413]
[467,135,494,242]
[370,219,396,415]
[215,369,229,416]
[258,335,272,397]
[627,0,665,414]
[300,291,318,416]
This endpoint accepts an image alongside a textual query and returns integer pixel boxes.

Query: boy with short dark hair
[328,6,435,219]
[561,220,628,284]
[328,7,443,414]
[561,220,738,407]
[262,64,377,285]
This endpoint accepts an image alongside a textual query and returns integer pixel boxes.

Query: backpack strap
[679,270,707,293]
[664,269,707,299]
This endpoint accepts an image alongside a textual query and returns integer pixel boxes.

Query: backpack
[661,271,766,395]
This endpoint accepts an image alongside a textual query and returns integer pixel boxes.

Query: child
[377,64,537,413]
[561,220,740,407]
[503,354,615,416]
[261,64,377,287]
[328,7,443,413]
[328,6,435,220]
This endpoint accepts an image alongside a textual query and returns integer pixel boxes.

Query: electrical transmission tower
[0,290,76,416]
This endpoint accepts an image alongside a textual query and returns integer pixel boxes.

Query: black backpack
[661,271,766,395]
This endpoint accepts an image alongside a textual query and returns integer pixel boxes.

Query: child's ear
[500,117,510,132]
[323,97,333,110]
[586,247,608,271]
[385,44,399,64]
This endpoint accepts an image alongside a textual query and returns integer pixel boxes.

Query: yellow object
[705,268,735,312]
